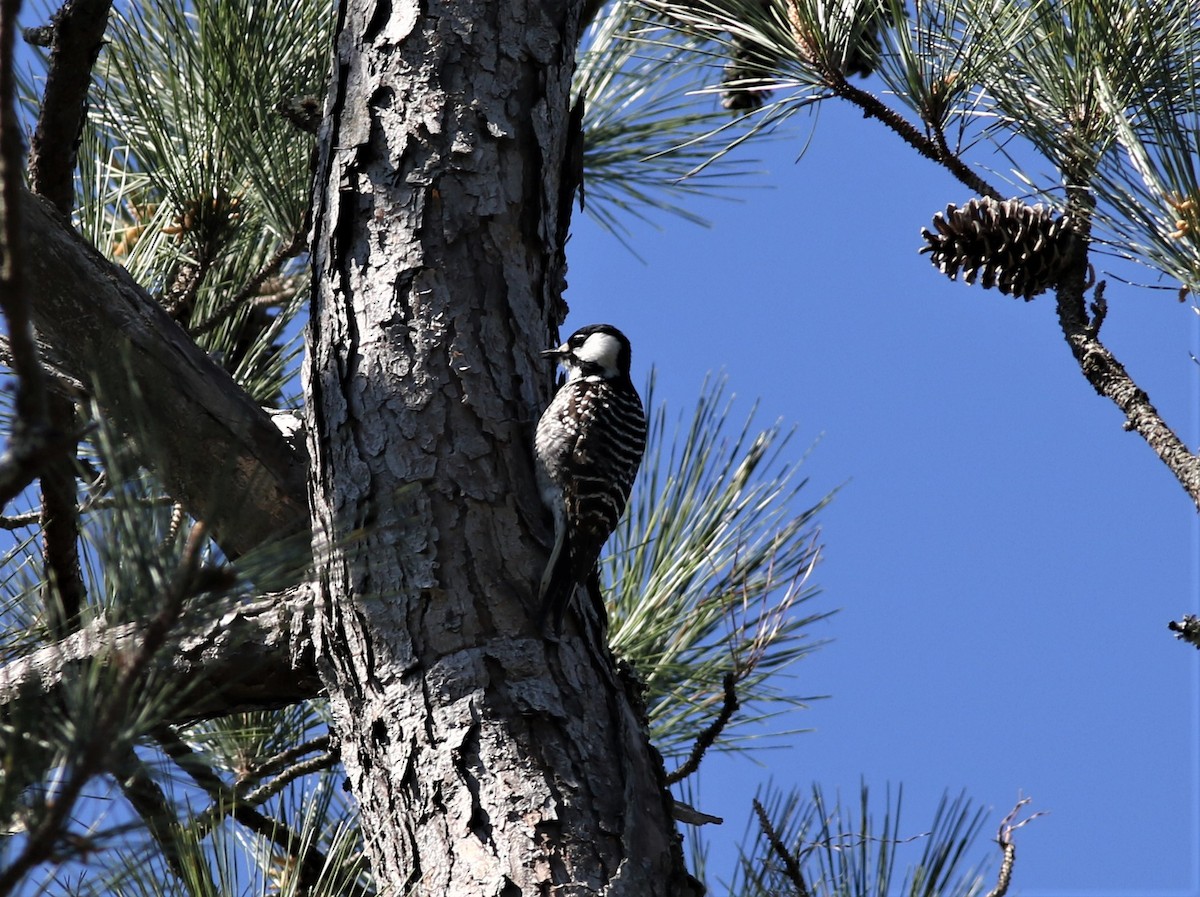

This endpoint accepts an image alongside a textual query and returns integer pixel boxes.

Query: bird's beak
[541,343,568,359]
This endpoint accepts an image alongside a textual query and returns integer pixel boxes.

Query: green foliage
[575,0,789,243]
[638,0,1200,291]
[72,0,329,407]
[734,784,992,897]
[93,0,327,242]
[607,374,833,760]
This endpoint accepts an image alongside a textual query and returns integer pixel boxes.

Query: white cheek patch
[574,332,622,372]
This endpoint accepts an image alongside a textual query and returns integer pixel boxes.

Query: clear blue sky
[567,100,1200,894]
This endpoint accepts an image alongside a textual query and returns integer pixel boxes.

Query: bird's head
[543,323,632,382]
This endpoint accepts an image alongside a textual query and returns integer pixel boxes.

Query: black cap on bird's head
[543,323,633,382]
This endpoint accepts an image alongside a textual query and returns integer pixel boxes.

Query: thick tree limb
[20,191,309,556]
[0,586,321,721]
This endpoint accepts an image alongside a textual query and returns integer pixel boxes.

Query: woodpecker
[534,324,647,632]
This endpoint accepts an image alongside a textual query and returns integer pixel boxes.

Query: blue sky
[567,99,1200,894]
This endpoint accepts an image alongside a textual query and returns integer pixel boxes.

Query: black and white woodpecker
[534,324,647,632]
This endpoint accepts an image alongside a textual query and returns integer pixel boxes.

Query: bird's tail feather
[538,558,576,633]
[538,527,576,632]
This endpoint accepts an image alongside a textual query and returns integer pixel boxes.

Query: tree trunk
[305,1,697,894]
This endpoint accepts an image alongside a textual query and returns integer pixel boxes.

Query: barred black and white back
[534,324,647,632]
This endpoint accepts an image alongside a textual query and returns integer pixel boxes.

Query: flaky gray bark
[0,587,319,719]
[305,1,695,893]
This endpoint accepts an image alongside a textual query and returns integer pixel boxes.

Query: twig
[665,671,739,784]
[0,523,205,896]
[0,492,176,530]
[0,427,88,510]
[189,230,307,337]
[985,796,1045,897]
[239,750,338,808]
[0,509,41,529]
[246,734,333,783]
[831,77,1004,202]
[155,725,338,897]
[1084,280,1107,339]
[110,745,217,890]
[752,797,811,897]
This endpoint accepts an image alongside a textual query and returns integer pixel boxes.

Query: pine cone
[919,197,1074,300]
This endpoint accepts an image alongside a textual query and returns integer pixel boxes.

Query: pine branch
[246,734,334,783]
[752,797,811,897]
[19,189,309,556]
[985,797,1045,897]
[239,749,338,807]
[830,76,1003,201]
[27,0,113,212]
[0,0,57,511]
[0,525,204,897]
[189,229,307,337]
[156,726,348,897]
[109,745,216,889]
[665,672,739,784]
[1053,189,1200,508]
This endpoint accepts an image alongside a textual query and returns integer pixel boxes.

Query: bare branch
[831,77,1004,202]
[0,0,56,510]
[39,395,87,639]
[1055,240,1200,508]
[240,749,337,807]
[0,509,40,529]
[665,671,739,784]
[191,742,339,838]
[27,0,113,211]
[246,735,333,783]
[985,797,1046,897]
[752,797,811,897]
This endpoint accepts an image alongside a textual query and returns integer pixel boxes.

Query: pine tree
[9,0,1194,893]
